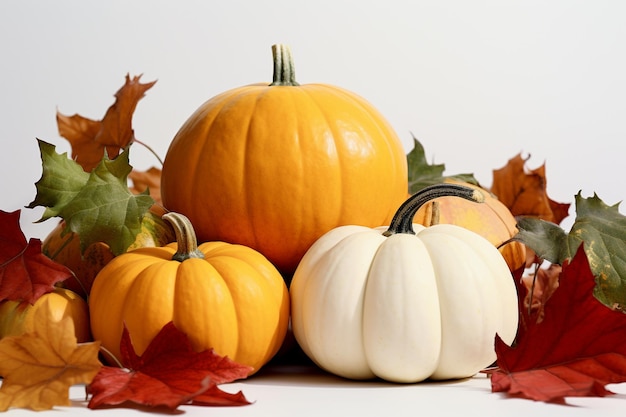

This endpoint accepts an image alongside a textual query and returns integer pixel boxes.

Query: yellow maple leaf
[0,299,102,411]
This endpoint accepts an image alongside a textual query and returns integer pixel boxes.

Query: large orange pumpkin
[413,180,526,272]
[161,44,408,275]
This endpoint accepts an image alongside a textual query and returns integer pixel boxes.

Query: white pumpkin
[289,184,519,383]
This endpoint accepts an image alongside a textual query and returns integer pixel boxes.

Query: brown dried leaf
[57,74,156,172]
[129,166,162,204]
[96,74,156,151]
[56,113,101,167]
[521,263,561,323]
[490,153,570,225]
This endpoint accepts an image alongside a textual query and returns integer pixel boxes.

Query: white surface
[4,363,626,416]
[1,0,625,240]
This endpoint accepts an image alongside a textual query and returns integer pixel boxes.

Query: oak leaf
[490,245,626,404]
[87,322,252,410]
[27,139,154,256]
[0,209,72,304]
[57,74,156,172]
[490,153,570,224]
[0,299,102,411]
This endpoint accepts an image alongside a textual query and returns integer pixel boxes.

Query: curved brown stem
[383,184,484,236]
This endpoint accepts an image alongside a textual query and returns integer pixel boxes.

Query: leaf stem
[98,344,124,368]
[133,137,164,166]
[528,260,543,319]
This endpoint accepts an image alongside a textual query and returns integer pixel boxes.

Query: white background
[1,2,626,414]
[1,0,625,241]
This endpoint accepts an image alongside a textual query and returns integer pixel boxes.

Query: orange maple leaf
[129,166,162,204]
[490,153,570,224]
[56,74,156,172]
[0,299,102,411]
[521,263,561,323]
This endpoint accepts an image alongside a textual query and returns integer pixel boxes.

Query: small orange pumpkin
[161,44,408,275]
[0,287,91,343]
[89,212,290,374]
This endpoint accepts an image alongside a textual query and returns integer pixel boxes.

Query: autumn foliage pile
[0,73,625,410]
[0,76,252,411]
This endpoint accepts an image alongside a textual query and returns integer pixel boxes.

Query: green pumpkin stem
[162,212,205,262]
[270,44,300,86]
[383,184,484,236]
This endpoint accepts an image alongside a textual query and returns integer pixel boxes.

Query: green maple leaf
[27,139,90,221]
[27,139,154,256]
[407,134,477,194]
[515,192,626,309]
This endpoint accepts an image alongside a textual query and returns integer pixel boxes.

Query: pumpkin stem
[270,44,300,86]
[162,212,205,262]
[383,184,484,236]
[420,200,441,227]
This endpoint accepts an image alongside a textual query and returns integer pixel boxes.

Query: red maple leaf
[87,322,252,410]
[0,210,72,304]
[489,244,626,403]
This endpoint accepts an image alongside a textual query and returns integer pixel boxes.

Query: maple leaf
[490,153,570,224]
[0,299,102,411]
[87,322,252,410]
[490,245,626,404]
[26,139,90,221]
[0,209,72,304]
[129,166,162,204]
[27,139,155,256]
[515,192,626,310]
[521,263,561,323]
[406,135,477,194]
[57,74,156,172]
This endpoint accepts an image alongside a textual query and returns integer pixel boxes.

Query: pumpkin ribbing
[89,212,291,374]
[290,183,519,383]
[160,44,408,275]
